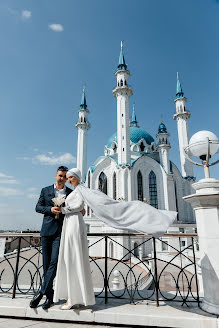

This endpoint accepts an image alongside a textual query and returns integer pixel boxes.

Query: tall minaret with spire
[75,88,90,182]
[156,122,171,174]
[173,73,194,178]
[113,41,132,166]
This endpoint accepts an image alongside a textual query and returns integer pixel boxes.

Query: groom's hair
[56,166,68,172]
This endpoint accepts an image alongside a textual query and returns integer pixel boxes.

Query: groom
[30,166,73,310]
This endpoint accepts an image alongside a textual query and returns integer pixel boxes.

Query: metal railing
[0,232,199,307]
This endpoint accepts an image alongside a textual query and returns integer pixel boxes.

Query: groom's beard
[57,181,65,188]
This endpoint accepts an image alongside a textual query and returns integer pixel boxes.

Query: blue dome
[107,126,154,148]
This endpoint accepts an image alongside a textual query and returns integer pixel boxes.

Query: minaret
[112,41,133,166]
[156,122,171,174]
[173,73,194,178]
[130,103,139,128]
[75,88,90,182]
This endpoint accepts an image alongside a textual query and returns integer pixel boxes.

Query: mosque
[75,42,196,257]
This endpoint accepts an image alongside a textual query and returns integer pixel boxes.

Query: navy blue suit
[36,185,72,299]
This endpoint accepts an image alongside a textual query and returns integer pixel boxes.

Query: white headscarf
[66,168,81,182]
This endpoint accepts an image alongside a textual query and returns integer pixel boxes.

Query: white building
[75,43,196,258]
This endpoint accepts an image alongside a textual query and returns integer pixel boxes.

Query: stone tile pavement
[0,294,218,328]
[0,318,131,328]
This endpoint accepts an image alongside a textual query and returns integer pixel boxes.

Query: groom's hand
[51,207,61,214]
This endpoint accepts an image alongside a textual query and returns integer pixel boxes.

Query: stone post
[184,178,219,315]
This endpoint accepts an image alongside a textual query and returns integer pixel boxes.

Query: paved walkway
[0,318,132,328]
[0,294,218,328]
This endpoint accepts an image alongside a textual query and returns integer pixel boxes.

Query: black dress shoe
[29,292,43,308]
[42,298,54,310]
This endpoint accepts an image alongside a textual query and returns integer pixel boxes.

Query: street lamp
[184,130,219,179]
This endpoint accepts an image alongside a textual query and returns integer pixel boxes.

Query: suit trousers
[40,231,61,300]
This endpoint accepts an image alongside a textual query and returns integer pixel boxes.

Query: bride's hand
[80,208,86,216]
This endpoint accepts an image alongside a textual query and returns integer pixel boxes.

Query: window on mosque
[120,79,123,86]
[162,240,168,251]
[140,142,145,152]
[113,144,117,153]
[88,171,91,188]
[84,117,86,123]
[99,172,107,195]
[134,242,139,257]
[113,172,116,200]
[125,80,127,86]
[137,171,143,201]
[149,171,158,208]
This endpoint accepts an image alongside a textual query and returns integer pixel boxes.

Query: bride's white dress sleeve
[61,191,84,214]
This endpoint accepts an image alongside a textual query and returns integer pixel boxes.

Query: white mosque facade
[75,43,196,258]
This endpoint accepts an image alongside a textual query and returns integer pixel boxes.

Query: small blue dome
[158,122,167,134]
[107,126,154,148]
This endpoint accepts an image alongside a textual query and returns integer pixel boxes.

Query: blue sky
[0,0,218,230]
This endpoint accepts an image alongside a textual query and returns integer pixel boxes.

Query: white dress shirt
[54,184,66,199]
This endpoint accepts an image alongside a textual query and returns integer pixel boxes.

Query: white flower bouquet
[52,197,66,219]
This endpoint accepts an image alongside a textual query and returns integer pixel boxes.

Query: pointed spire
[130,103,139,127]
[117,40,127,71]
[176,72,184,98]
[80,86,87,109]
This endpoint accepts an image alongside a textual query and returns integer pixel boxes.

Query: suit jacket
[36,185,72,237]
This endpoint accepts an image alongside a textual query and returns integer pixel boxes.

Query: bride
[53,168,95,310]
[54,167,177,310]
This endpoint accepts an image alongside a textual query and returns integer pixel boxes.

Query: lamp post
[183,130,219,315]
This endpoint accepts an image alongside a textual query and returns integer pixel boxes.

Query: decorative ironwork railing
[0,232,199,307]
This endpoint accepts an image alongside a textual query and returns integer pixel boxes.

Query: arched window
[88,171,91,188]
[113,172,116,200]
[99,172,107,195]
[125,80,127,86]
[120,79,123,87]
[149,171,158,208]
[117,81,119,87]
[137,171,143,201]
[134,242,139,257]
[87,171,91,216]
[109,241,114,258]
[84,117,86,123]
[140,142,145,152]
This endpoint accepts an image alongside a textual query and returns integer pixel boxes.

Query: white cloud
[0,173,13,179]
[27,187,38,192]
[0,173,19,185]
[22,10,31,19]
[0,179,19,185]
[48,24,64,32]
[27,193,39,199]
[16,156,30,161]
[0,187,23,197]
[33,152,76,165]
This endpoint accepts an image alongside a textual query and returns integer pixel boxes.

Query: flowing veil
[77,184,177,237]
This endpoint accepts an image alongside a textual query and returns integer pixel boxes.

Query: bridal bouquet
[52,197,66,219]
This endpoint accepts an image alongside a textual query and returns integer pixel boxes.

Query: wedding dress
[53,188,95,306]
[54,184,177,306]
